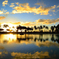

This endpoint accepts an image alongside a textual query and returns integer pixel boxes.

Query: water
[0,34,59,59]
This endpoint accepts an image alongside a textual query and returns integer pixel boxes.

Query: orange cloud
[2,0,8,6]
[0,16,5,20]
[12,3,56,15]
[36,18,59,24]
[12,22,21,25]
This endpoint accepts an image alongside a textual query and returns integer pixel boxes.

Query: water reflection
[0,34,59,44]
[0,34,59,59]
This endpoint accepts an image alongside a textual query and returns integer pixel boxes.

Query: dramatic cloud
[0,16,5,20]
[2,0,8,6]
[36,18,59,24]
[12,3,56,15]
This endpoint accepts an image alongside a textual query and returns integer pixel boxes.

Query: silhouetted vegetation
[0,24,59,33]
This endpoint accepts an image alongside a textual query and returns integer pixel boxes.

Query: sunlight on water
[0,34,59,59]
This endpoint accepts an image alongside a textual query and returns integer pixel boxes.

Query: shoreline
[0,32,59,34]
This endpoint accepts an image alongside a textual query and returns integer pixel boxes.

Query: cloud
[50,15,52,16]
[8,22,35,26]
[51,10,55,12]
[12,3,56,15]
[5,12,9,14]
[0,16,5,20]
[22,22,35,26]
[10,3,15,7]
[36,18,59,24]
[0,10,3,14]
[57,5,59,8]
[0,10,9,15]
[2,0,8,6]
[12,22,21,25]
[15,2,19,5]
[35,2,46,7]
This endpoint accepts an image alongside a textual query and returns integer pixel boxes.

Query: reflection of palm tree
[0,29,4,32]
[51,34,54,41]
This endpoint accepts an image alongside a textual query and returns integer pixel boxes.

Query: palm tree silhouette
[51,26,54,32]
[3,24,9,28]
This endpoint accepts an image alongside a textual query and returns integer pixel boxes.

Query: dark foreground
[0,32,59,34]
[0,34,59,59]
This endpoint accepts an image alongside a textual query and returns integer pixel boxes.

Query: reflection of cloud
[36,18,59,24]
[2,0,8,6]
[3,51,8,54]
[11,51,50,59]
[0,52,2,55]
[12,3,56,15]
[16,40,59,48]
[0,46,4,50]
[0,16,5,20]
[36,41,59,48]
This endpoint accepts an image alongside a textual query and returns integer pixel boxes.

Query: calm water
[0,34,59,59]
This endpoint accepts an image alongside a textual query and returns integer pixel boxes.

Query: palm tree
[3,24,9,28]
[51,26,54,32]
[37,27,40,32]
[0,28,4,32]
[56,24,59,32]
[17,25,26,32]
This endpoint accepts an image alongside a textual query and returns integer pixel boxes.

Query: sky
[0,0,59,27]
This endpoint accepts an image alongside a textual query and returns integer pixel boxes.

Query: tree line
[0,24,59,32]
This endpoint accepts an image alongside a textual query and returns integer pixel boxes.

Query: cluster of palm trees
[0,24,59,32]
